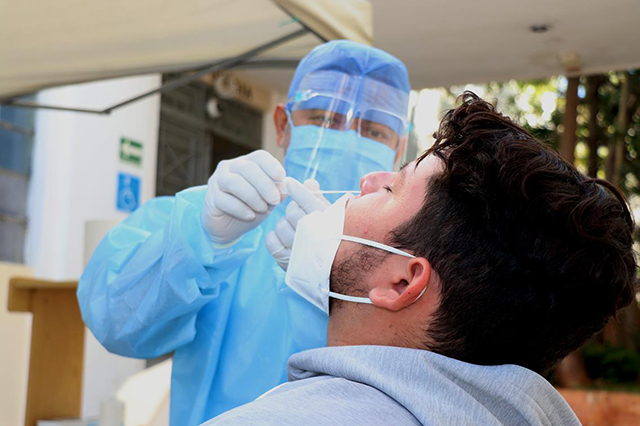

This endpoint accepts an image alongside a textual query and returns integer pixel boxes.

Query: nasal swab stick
[275,182,360,196]
[310,190,361,194]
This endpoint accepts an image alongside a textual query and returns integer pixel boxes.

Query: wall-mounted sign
[200,72,271,112]
[120,137,143,166]
[116,172,140,212]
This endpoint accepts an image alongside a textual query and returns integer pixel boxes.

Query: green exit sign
[120,137,143,166]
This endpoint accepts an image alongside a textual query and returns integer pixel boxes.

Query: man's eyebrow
[395,162,409,190]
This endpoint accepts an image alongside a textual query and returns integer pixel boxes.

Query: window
[0,103,34,263]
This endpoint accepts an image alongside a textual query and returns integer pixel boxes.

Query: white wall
[25,74,161,418]
[26,74,161,279]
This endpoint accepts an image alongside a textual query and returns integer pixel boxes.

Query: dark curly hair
[391,91,638,374]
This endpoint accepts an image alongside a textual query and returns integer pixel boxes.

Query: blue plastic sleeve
[77,185,263,358]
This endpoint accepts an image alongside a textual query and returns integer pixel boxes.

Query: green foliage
[445,71,640,193]
[582,343,640,384]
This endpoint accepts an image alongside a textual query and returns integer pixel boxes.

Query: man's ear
[369,257,431,311]
[394,135,407,165]
[274,104,289,148]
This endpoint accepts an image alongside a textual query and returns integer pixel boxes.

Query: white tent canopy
[4,0,639,107]
[0,0,372,101]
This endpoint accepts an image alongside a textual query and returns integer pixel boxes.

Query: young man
[78,40,411,425]
[206,92,637,425]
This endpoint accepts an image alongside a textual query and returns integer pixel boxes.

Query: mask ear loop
[328,281,426,306]
[285,108,317,181]
[339,235,414,258]
[328,235,427,305]
[328,291,373,304]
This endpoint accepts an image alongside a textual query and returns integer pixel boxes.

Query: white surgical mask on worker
[285,194,419,314]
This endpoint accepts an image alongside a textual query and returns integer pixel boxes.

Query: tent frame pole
[1,27,309,115]
[273,3,329,43]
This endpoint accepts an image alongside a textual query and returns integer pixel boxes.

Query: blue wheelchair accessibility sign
[117,172,140,212]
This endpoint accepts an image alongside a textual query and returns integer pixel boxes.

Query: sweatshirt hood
[288,345,579,426]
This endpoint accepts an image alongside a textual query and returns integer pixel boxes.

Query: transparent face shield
[283,71,409,197]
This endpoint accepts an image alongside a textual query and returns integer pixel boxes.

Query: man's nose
[359,171,396,196]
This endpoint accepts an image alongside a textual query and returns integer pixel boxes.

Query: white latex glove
[266,177,330,270]
[202,150,286,245]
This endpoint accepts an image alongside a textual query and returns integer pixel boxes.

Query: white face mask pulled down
[285,194,421,314]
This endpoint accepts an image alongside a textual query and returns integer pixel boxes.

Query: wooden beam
[7,278,84,426]
[8,277,77,312]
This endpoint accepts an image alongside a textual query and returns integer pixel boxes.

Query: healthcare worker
[78,40,411,426]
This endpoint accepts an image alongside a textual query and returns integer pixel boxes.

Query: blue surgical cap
[288,40,411,100]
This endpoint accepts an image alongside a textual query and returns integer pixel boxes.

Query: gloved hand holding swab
[267,177,344,270]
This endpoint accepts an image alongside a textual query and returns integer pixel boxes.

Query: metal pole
[2,101,105,115]
[273,3,329,43]
[235,59,300,69]
[103,27,308,113]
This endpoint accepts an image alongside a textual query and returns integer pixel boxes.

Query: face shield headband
[286,70,410,141]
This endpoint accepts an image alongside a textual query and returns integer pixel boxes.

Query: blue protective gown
[78,187,327,425]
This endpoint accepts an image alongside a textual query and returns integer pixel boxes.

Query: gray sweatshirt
[203,345,580,425]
